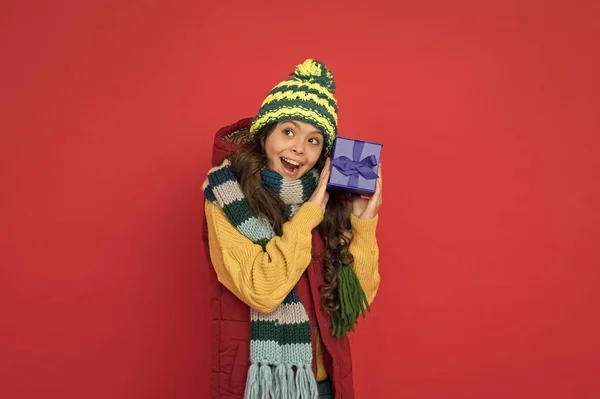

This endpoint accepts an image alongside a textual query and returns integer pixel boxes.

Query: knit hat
[249,59,338,155]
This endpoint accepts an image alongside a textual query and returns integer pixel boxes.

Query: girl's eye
[283,129,294,136]
[309,137,320,145]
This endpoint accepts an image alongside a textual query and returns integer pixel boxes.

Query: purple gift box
[326,136,383,197]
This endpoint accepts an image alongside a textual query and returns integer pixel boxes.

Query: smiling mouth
[280,157,302,176]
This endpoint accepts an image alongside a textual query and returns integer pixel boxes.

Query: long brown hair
[228,123,353,313]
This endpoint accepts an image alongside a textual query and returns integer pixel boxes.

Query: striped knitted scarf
[203,159,320,399]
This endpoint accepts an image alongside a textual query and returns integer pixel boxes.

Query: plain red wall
[2,1,599,398]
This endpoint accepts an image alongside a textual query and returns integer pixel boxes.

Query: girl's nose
[291,141,305,154]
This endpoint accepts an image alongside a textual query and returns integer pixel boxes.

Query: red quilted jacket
[201,118,356,398]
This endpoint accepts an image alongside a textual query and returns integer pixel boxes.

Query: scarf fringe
[273,363,286,399]
[245,363,318,399]
[286,364,296,398]
[304,364,319,399]
[331,263,372,338]
[259,363,273,399]
[245,363,260,399]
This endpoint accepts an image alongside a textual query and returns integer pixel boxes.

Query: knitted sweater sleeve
[205,199,323,313]
[348,213,381,305]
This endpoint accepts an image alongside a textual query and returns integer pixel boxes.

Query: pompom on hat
[249,59,338,155]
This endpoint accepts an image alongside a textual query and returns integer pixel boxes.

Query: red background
[2,1,599,398]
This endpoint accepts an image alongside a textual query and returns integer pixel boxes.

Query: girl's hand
[309,157,331,214]
[352,163,383,220]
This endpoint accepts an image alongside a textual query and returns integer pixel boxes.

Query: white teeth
[282,157,300,166]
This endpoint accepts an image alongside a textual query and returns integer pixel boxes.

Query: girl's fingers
[322,157,330,173]
[375,163,382,203]
[322,192,330,212]
[367,179,382,212]
[318,170,329,194]
[373,175,382,199]
[309,159,330,206]
[319,159,330,181]
[317,158,331,192]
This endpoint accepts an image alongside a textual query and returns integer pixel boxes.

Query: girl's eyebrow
[285,120,322,136]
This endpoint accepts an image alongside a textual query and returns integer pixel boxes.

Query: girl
[202,59,382,399]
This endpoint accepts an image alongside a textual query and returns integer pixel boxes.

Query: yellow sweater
[205,200,380,380]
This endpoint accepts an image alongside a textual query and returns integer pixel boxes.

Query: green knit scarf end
[331,263,371,338]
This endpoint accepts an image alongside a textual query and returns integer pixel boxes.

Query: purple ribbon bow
[331,141,379,188]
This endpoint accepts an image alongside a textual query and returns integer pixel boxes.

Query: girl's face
[264,120,324,179]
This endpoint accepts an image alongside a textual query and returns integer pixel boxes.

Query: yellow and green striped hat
[249,59,338,155]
